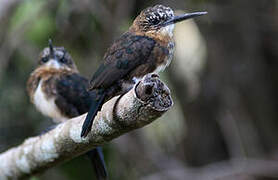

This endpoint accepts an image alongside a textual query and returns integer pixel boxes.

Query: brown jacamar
[27,40,108,180]
[81,4,207,137]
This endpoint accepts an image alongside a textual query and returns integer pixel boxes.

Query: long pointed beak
[48,39,55,58]
[163,11,207,26]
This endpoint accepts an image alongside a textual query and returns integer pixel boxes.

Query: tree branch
[0,74,173,179]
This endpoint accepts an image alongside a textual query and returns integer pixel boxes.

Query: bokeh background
[1,0,278,179]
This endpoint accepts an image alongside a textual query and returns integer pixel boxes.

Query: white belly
[34,81,67,123]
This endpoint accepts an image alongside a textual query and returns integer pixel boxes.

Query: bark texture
[0,74,172,180]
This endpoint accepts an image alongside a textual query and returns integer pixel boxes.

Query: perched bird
[81,4,207,137]
[27,40,108,180]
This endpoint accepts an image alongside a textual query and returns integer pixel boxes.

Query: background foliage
[1,0,278,179]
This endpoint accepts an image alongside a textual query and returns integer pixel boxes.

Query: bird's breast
[154,41,175,74]
[33,80,67,123]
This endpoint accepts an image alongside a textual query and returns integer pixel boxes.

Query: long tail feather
[81,91,106,137]
[86,147,108,180]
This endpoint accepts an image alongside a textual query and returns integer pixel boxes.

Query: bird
[81,4,207,137]
[27,40,108,180]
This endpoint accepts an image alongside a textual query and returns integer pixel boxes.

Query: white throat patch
[160,24,175,37]
[45,60,61,69]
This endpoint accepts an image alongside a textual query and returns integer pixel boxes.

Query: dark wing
[55,73,97,117]
[55,73,108,179]
[89,32,156,89]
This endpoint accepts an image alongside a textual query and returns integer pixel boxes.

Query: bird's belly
[34,81,67,123]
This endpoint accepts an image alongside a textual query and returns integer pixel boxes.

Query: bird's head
[131,5,207,38]
[38,40,77,72]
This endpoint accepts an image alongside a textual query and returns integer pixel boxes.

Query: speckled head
[132,4,207,37]
[38,40,77,71]
[134,5,174,32]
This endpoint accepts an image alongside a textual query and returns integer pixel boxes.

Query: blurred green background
[1,0,278,179]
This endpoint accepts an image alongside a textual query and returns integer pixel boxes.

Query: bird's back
[89,32,156,90]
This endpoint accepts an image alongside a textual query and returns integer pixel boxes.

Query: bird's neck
[33,66,77,79]
[27,67,77,102]
[129,26,173,46]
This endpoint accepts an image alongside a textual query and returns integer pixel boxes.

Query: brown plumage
[27,42,108,179]
[27,68,77,105]
[81,4,207,137]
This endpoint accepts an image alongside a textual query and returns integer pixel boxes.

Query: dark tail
[81,91,106,137]
[86,147,108,180]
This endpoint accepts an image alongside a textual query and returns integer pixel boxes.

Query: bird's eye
[161,15,167,20]
[59,57,67,63]
[41,57,48,63]
[150,18,160,25]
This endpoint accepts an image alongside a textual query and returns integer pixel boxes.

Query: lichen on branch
[0,74,173,180]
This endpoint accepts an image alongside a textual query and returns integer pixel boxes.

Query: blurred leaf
[30,176,40,180]
[9,0,55,46]
[10,0,45,29]
[25,14,56,45]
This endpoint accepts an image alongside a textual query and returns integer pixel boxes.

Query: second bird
[27,41,108,180]
[81,4,207,137]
